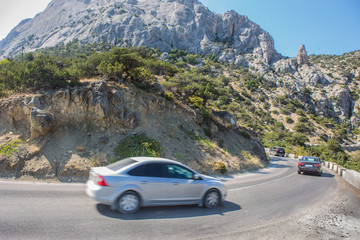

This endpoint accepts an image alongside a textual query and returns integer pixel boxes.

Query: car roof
[129,157,182,165]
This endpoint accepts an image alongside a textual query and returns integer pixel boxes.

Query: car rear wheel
[116,191,140,214]
[203,189,220,208]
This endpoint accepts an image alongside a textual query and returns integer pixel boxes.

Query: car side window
[167,164,194,179]
[128,163,167,178]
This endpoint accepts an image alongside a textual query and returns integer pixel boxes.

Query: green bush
[240,131,251,139]
[285,117,294,124]
[275,95,288,105]
[298,116,309,123]
[213,161,227,174]
[296,109,306,117]
[280,108,290,115]
[285,103,296,113]
[113,134,163,159]
[164,91,174,102]
[263,102,270,110]
[258,95,266,102]
[0,140,24,157]
[326,138,342,153]
[293,122,313,133]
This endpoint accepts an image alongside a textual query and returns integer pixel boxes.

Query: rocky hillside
[0,0,358,131]
[0,80,267,182]
[0,0,279,65]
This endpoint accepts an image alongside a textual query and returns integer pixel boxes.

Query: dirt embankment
[0,80,268,182]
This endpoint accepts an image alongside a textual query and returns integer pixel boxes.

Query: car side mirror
[194,174,201,180]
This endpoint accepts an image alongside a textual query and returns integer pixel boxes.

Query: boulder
[30,108,56,139]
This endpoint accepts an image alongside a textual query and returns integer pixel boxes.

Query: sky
[0,0,359,57]
[200,0,360,57]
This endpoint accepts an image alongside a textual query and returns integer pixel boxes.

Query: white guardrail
[323,161,360,191]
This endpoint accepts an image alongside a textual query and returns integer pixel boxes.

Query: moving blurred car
[269,147,286,157]
[298,156,322,176]
[86,157,227,214]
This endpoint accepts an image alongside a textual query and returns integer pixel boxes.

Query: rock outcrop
[297,44,309,66]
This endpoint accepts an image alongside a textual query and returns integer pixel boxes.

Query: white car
[86,157,227,214]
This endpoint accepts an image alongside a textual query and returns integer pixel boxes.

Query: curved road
[0,157,344,239]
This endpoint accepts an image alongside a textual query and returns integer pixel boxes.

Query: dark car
[298,156,322,176]
[269,147,285,157]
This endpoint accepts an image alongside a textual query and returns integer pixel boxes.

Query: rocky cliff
[0,0,280,65]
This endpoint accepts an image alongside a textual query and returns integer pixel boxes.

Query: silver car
[86,157,227,214]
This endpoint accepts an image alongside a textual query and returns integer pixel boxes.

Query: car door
[164,164,205,202]
[127,163,171,205]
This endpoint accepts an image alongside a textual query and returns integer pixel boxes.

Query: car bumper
[86,180,116,205]
[298,167,322,174]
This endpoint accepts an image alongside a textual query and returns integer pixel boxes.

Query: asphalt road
[0,157,342,239]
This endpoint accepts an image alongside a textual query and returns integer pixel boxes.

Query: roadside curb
[323,161,360,191]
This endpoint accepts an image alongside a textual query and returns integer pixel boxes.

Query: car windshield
[302,157,319,162]
[107,158,137,171]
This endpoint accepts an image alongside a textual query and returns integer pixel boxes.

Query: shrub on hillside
[293,122,313,133]
[258,95,266,102]
[285,117,294,124]
[213,161,227,174]
[113,134,163,160]
[280,108,290,115]
[295,109,306,116]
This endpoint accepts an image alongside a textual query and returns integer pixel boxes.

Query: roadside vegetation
[113,134,163,160]
[0,41,359,172]
[0,140,24,157]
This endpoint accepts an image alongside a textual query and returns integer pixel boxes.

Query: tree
[326,139,342,153]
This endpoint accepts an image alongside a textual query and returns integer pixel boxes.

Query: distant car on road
[298,156,322,176]
[86,157,227,214]
[269,147,286,157]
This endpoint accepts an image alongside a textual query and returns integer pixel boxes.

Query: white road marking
[228,172,297,192]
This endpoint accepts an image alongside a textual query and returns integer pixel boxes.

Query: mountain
[0,0,279,64]
[0,0,359,134]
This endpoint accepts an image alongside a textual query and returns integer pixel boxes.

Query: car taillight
[96,175,108,186]
[298,162,304,166]
[314,164,321,167]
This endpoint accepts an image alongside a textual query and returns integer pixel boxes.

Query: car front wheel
[116,191,140,214]
[203,189,221,208]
